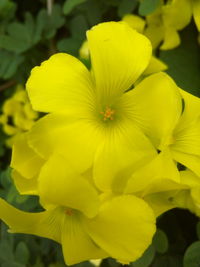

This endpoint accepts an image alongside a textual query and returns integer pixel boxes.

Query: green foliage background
[0,0,200,266]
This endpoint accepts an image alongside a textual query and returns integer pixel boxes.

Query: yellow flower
[0,85,38,147]
[145,0,192,50]
[26,21,177,193]
[0,153,156,265]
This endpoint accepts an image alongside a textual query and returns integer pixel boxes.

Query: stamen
[100,107,115,121]
[65,208,73,216]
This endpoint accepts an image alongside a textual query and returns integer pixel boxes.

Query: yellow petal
[87,22,152,101]
[12,170,38,195]
[180,169,200,187]
[83,195,156,264]
[143,56,168,75]
[122,14,145,33]
[26,53,94,115]
[193,0,200,31]
[121,72,182,149]
[0,199,61,243]
[28,113,104,173]
[0,199,107,265]
[38,154,100,218]
[11,133,45,179]
[0,114,7,124]
[178,88,200,127]
[172,117,200,157]
[3,99,21,115]
[94,123,156,192]
[160,27,180,50]
[144,191,177,217]
[144,24,164,49]
[172,190,200,216]
[125,149,180,195]
[162,0,192,30]
[13,88,28,103]
[61,211,107,265]
[79,40,90,60]
[3,124,19,136]
[171,150,200,177]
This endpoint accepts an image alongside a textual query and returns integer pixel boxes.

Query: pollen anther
[100,107,115,121]
[65,208,73,216]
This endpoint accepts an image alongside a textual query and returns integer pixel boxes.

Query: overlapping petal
[11,133,45,179]
[125,149,180,195]
[144,191,177,217]
[61,212,107,265]
[0,199,107,265]
[28,113,104,172]
[178,88,200,127]
[172,117,200,157]
[94,122,157,192]
[38,154,100,218]
[0,198,61,243]
[87,22,152,101]
[171,150,200,177]
[143,56,168,75]
[12,170,38,195]
[83,195,156,263]
[120,72,182,149]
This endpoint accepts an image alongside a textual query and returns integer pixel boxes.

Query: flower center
[100,106,115,121]
[65,208,73,216]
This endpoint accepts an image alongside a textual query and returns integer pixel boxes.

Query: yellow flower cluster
[0,85,38,147]
[0,22,200,265]
[119,0,200,51]
[144,0,200,50]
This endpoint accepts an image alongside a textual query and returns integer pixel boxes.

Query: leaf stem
[47,0,54,16]
[0,80,16,92]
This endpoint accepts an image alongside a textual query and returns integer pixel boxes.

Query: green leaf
[131,245,155,267]
[0,240,14,262]
[78,0,103,26]
[0,167,12,188]
[63,0,87,15]
[153,255,183,267]
[57,37,81,56]
[15,242,30,265]
[36,4,65,40]
[153,229,168,254]
[0,13,36,53]
[184,241,200,267]
[139,0,160,16]
[160,24,200,97]
[118,0,138,18]
[0,0,16,20]
[2,262,25,267]
[70,14,88,40]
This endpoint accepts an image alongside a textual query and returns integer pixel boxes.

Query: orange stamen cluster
[100,107,115,121]
[65,208,73,216]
